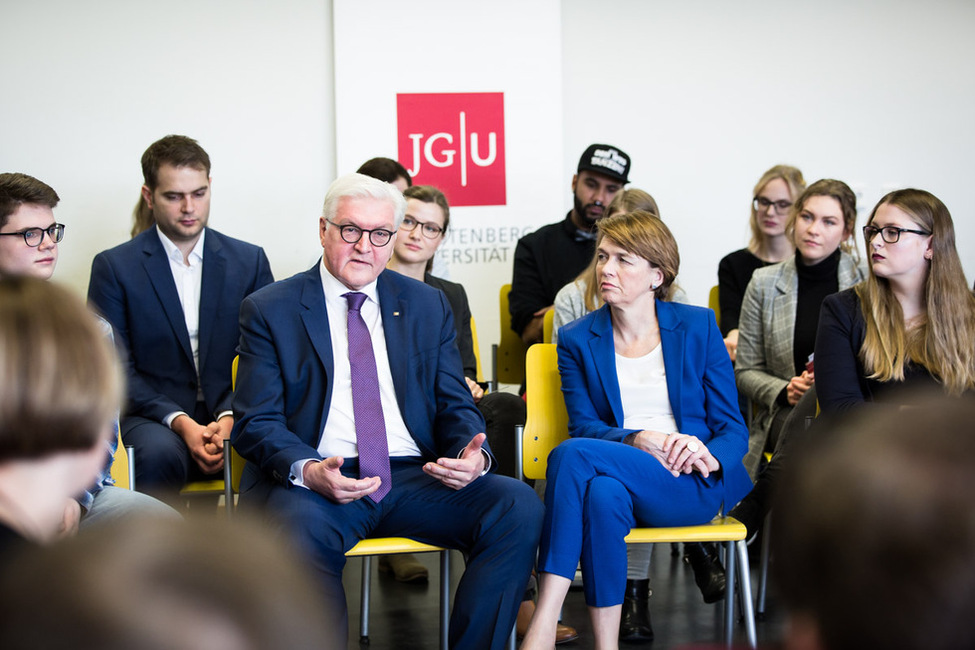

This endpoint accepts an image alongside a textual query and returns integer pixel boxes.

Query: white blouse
[617,344,678,434]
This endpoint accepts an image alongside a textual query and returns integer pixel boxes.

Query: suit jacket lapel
[198,230,225,373]
[299,266,334,376]
[142,233,193,365]
[588,307,626,427]
[657,301,685,429]
[378,273,409,414]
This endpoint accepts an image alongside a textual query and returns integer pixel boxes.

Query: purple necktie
[345,292,391,503]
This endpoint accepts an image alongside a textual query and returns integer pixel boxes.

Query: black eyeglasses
[0,223,65,247]
[862,225,931,244]
[753,197,793,213]
[326,219,394,247]
[400,216,444,239]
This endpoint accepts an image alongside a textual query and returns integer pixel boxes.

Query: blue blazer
[231,265,487,490]
[88,227,274,422]
[556,301,752,507]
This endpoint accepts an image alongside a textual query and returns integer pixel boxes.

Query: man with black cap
[509,144,630,345]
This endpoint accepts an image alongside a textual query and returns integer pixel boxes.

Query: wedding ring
[686,441,700,453]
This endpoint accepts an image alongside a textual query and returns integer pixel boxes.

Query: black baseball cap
[577,144,630,184]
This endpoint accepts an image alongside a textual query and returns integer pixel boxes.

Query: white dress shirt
[157,227,207,428]
[290,262,421,487]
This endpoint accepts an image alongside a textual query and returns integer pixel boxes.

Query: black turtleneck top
[793,247,841,376]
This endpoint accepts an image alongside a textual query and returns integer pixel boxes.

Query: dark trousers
[255,459,543,650]
[121,401,218,502]
[478,391,526,479]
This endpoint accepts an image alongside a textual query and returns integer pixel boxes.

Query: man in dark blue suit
[88,135,273,501]
[232,173,542,650]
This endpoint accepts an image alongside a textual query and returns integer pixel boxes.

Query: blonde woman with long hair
[729,189,974,540]
[718,165,806,361]
[816,188,975,410]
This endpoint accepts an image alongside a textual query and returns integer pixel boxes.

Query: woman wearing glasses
[729,190,974,540]
[387,185,481,402]
[735,179,866,477]
[718,166,806,362]
[815,189,975,411]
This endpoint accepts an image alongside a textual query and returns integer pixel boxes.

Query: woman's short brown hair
[596,211,680,301]
[0,277,123,460]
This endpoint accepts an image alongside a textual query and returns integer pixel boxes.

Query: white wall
[2,1,973,360]
[562,0,975,305]
[0,0,334,294]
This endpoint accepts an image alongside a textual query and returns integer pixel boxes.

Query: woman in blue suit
[521,212,752,650]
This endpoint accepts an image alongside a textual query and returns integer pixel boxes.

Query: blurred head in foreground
[0,515,337,649]
[0,277,121,544]
[774,396,975,650]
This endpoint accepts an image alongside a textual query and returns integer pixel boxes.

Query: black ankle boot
[683,542,726,604]
[620,578,653,643]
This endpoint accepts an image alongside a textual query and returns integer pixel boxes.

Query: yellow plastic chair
[520,344,757,648]
[470,316,484,383]
[491,283,527,391]
[345,539,451,649]
[229,356,450,650]
[109,424,134,490]
[542,307,555,344]
[179,445,234,516]
[709,284,721,330]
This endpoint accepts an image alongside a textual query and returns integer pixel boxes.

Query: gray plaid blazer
[735,251,866,477]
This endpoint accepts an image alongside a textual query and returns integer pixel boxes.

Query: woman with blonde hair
[730,189,974,541]
[816,188,975,409]
[718,165,806,361]
[0,277,123,555]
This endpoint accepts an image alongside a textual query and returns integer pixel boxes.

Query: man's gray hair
[321,173,407,229]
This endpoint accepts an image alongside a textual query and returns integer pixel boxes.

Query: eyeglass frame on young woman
[399,215,444,239]
[0,223,65,247]
[326,219,395,247]
[862,224,931,245]
[753,197,793,213]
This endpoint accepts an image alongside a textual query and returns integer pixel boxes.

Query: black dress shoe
[683,542,726,604]
[620,579,654,643]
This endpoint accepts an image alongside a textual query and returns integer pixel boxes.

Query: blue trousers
[539,438,722,607]
[255,459,543,650]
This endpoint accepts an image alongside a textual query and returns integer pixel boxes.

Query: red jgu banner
[397,92,506,207]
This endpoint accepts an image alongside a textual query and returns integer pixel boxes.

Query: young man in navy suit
[88,135,274,502]
[232,173,542,650]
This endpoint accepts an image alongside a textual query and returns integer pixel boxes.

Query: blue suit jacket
[88,227,274,422]
[231,265,487,490]
[556,301,752,507]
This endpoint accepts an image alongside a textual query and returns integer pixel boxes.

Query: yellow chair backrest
[497,284,527,385]
[542,308,555,344]
[470,316,484,383]
[109,423,129,489]
[522,344,569,481]
[230,355,247,492]
[708,284,720,330]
